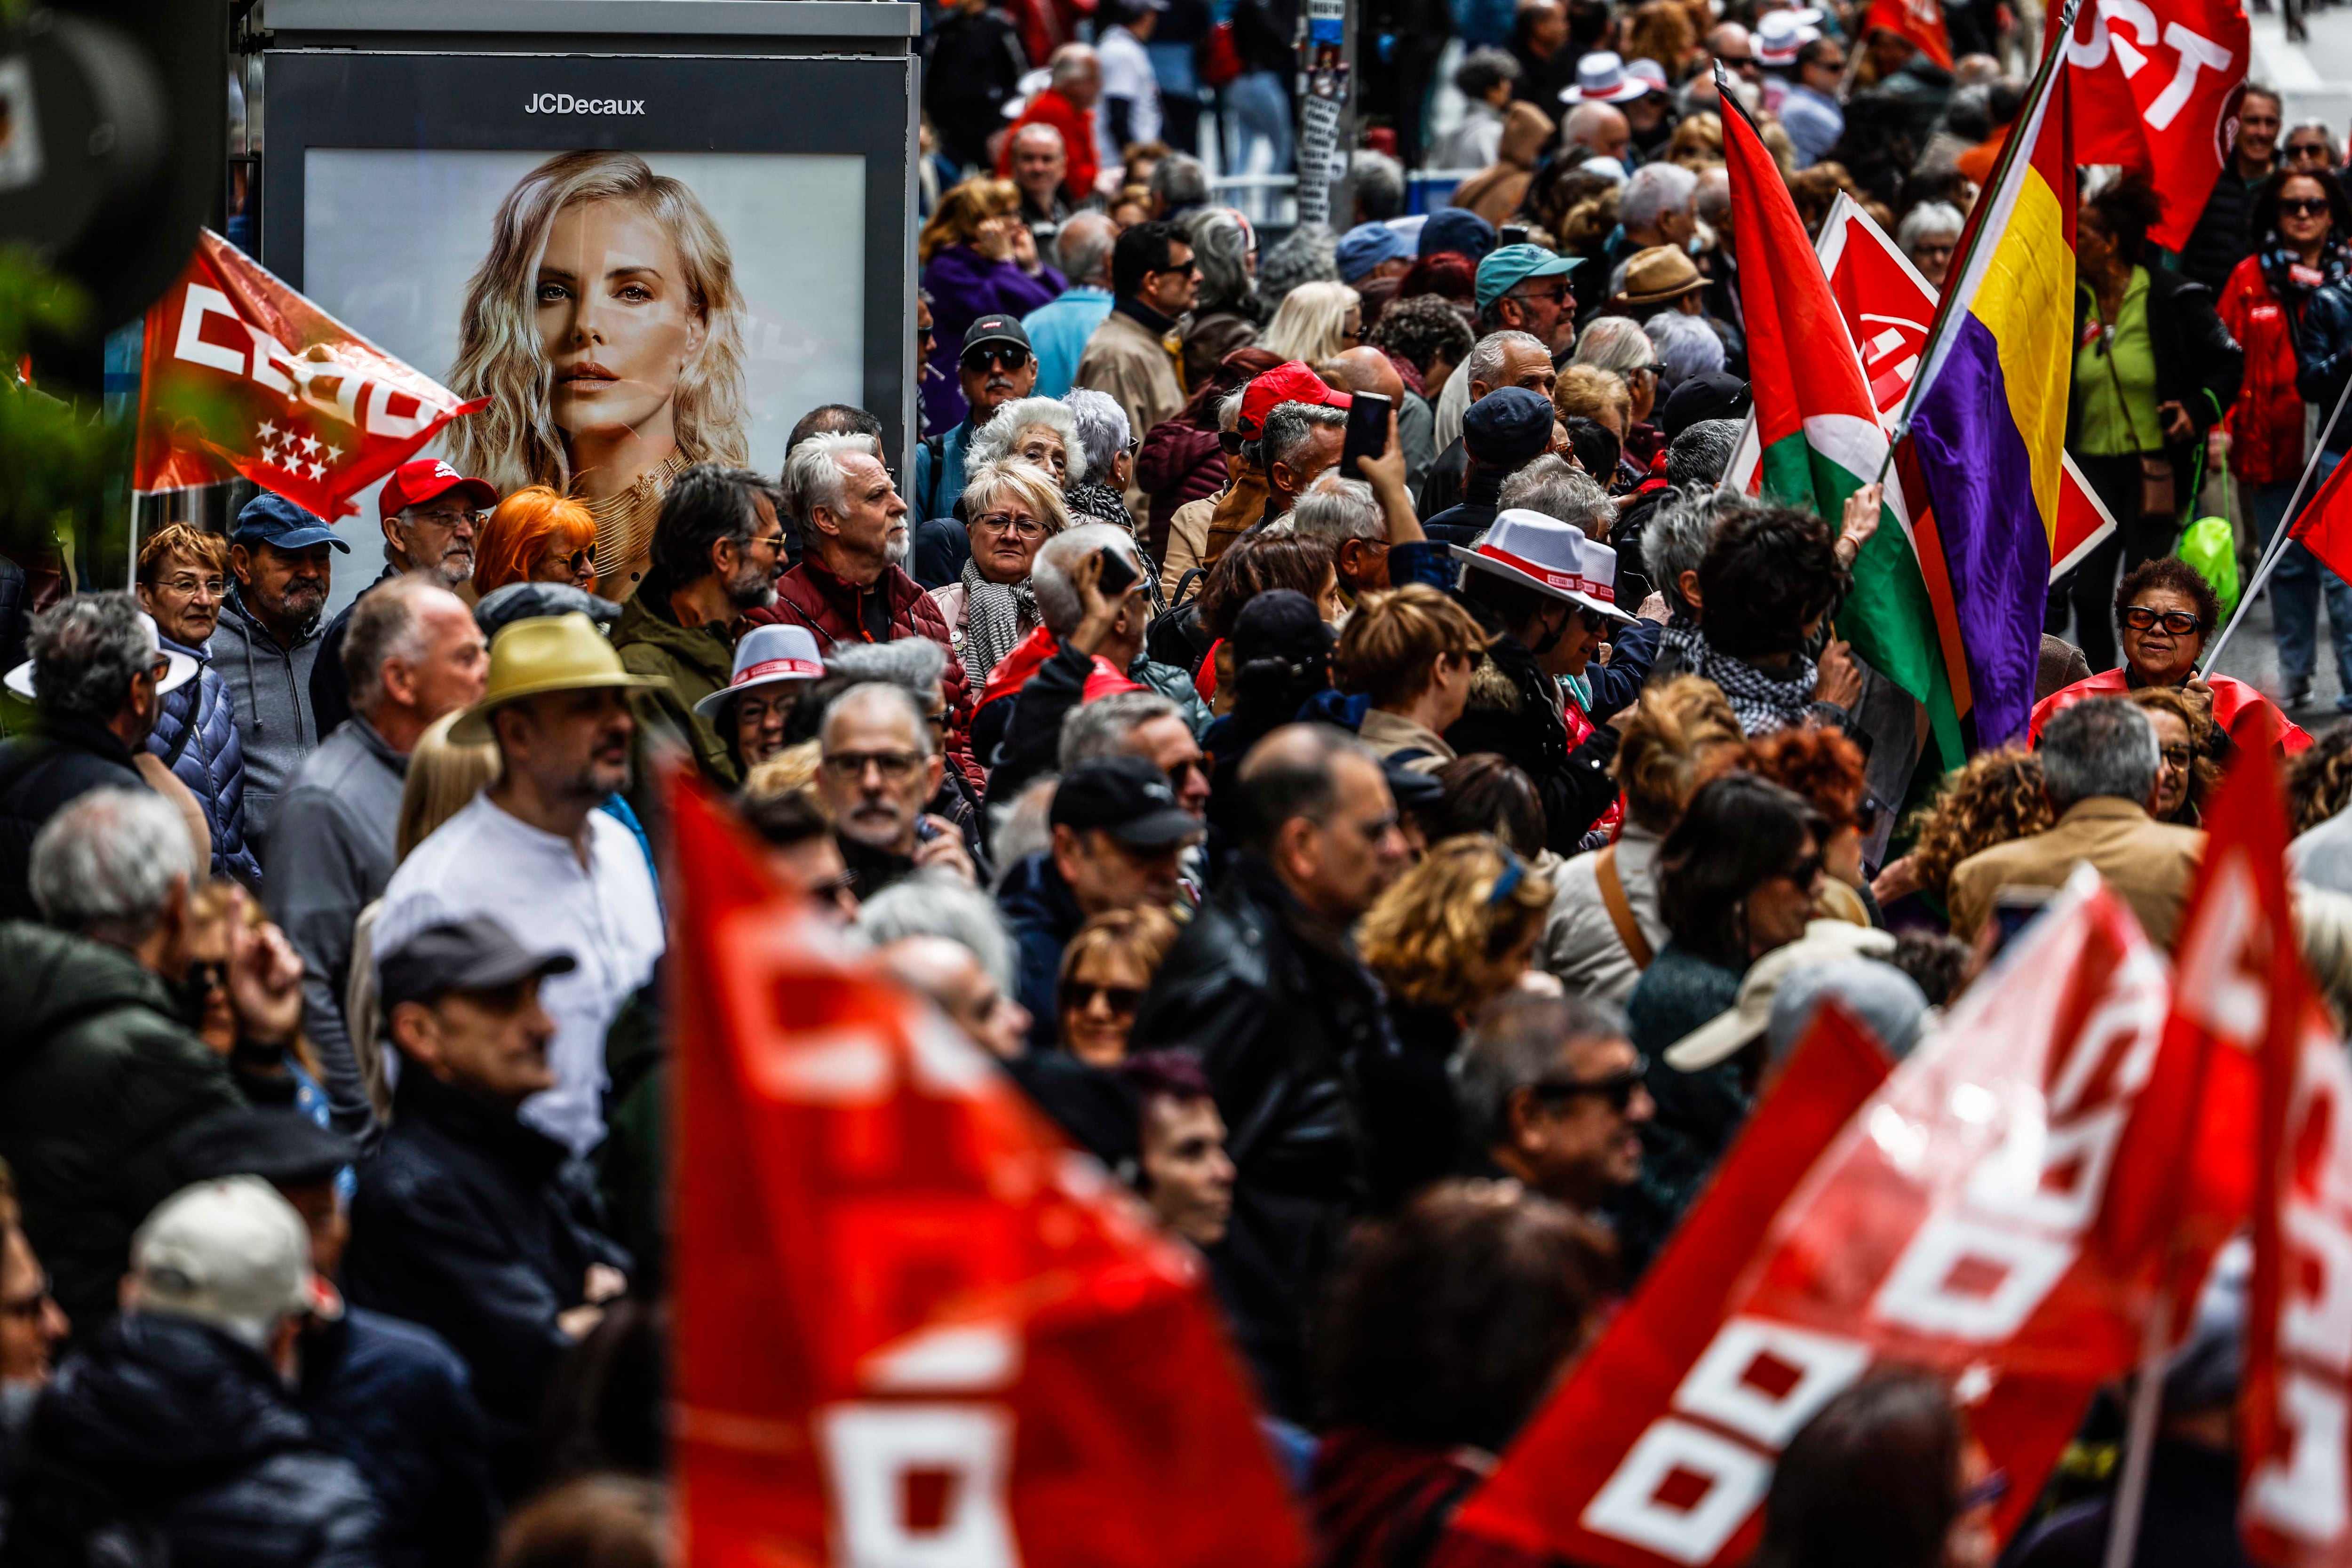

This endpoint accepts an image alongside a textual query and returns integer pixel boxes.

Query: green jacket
[0,922,244,1337]
[610,591,738,790]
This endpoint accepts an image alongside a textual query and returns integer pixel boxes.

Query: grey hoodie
[211,587,324,856]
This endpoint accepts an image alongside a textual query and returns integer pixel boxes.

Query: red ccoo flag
[666,770,1309,1568]
[1863,0,1954,71]
[135,229,485,519]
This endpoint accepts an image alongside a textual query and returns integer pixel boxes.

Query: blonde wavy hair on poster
[446,150,750,497]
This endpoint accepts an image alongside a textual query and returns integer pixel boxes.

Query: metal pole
[2202,366,2352,669]
[2099,1288,2171,1568]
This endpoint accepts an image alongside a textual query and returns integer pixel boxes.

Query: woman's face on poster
[536,196,706,441]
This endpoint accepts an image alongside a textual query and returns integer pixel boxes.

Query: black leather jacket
[2068,265,2243,467]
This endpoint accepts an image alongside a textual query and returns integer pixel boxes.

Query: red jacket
[2219,254,2310,486]
[747,556,982,786]
[996,86,1099,202]
[2028,666,2312,757]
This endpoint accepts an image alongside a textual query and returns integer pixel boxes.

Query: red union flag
[2057,0,2250,251]
[1452,867,2212,1568]
[1863,0,1953,72]
[135,229,485,518]
[666,773,1308,1568]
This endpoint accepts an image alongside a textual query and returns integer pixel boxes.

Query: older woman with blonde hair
[1258,279,1364,365]
[1358,833,1556,1202]
[1057,905,1183,1066]
[919,176,1067,434]
[930,458,1071,686]
[1542,675,1744,1003]
[447,150,748,600]
[472,484,601,596]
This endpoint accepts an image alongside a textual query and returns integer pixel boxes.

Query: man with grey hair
[266,575,486,1139]
[0,591,186,921]
[1059,689,1208,816]
[1640,483,1744,616]
[1618,163,1699,259]
[1007,121,1073,252]
[1349,148,1407,224]
[1644,310,1725,393]
[1896,200,1963,289]
[759,432,979,786]
[1497,455,1612,538]
[1948,698,2206,948]
[1001,43,1102,204]
[1290,472,1390,605]
[1455,990,1653,1215]
[1426,327,1554,514]
[1025,213,1119,399]
[1262,400,1349,522]
[1147,151,1211,221]
[817,681,975,897]
[0,787,282,1337]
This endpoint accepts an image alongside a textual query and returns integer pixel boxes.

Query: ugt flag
[666,773,1308,1568]
[135,229,485,518]
[2057,0,2249,252]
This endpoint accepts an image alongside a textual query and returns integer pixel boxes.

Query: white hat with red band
[1450,510,1634,624]
[692,623,826,720]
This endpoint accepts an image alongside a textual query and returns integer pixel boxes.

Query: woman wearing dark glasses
[2219,164,2352,711]
[2030,557,2310,758]
[1055,905,1180,1067]
[472,485,601,598]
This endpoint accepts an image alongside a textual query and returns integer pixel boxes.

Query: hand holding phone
[1341,391,1393,475]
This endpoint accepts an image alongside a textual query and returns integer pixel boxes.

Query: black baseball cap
[1231,589,1337,669]
[1661,372,1752,441]
[962,315,1032,357]
[1051,755,1204,847]
[378,916,577,1012]
[171,1107,358,1189]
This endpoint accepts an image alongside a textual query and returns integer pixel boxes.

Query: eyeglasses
[159,575,227,597]
[820,749,926,782]
[962,347,1032,374]
[1957,1470,2010,1512]
[2287,144,2332,161]
[562,549,596,576]
[415,509,485,530]
[1529,1055,1651,1114]
[2122,605,2204,635]
[1166,756,1208,789]
[188,958,229,995]
[1517,283,1574,306]
[2159,742,2195,768]
[1776,850,1825,888]
[1065,981,1144,1014]
[747,531,787,553]
[1147,260,1201,278]
[2280,196,2332,216]
[975,511,1047,539]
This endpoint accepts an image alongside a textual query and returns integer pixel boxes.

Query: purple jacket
[922,244,1067,434]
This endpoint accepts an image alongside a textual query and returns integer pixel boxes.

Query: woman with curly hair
[1874,748,2056,918]
[1742,724,1879,926]
[2125,685,2221,826]
[1357,834,1555,1203]
[2031,555,2309,756]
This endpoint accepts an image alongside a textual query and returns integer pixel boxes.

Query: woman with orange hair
[472,484,601,596]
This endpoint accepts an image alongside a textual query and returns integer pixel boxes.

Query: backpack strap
[1595,844,1654,971]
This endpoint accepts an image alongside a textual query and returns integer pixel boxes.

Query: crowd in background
[8,0,2352,1563]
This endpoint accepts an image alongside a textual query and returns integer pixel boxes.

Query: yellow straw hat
[448,612,665,745]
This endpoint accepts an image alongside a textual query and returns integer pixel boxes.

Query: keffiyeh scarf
[958,557,1037,685]
[1661,625,1817,736]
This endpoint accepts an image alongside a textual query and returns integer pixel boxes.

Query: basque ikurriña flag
[1719,75,1966,777]
[1899,25,2079,750]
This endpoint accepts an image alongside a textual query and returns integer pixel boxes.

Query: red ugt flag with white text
[135,229,485,518]
[666,774,1309,1568]
[1454,867,2216,1568]
[2057,0,2249,251]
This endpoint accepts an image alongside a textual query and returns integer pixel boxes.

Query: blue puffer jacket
[146,633,262,886]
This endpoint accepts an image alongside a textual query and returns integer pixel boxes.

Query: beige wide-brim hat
[1664,919,1899,1072]
[449,611,664,745]
[1617,245,1711,307]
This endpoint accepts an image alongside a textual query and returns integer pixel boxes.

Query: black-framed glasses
[962,347,1031,374]
[1777,850,1825,888]
[562,548,596,576]
[1529,1056,1650,1114]
[2287,144,2333,162]
[2280,196,2332,216]
[975,510,1047,540]
[1065,981,1144,1014]
[188,958,229,995]
[1165,756,1208,789]
[2122,606,2203,635]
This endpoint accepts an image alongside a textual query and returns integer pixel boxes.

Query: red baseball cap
[1236,361,1351,440]
[380,458,498,520]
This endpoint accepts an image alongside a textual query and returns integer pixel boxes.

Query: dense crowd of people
[9,0,2352,1562]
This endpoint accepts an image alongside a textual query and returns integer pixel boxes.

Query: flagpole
[2202,367,2352,669]
[2099,1286,2171,1568]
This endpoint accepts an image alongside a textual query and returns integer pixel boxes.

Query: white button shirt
[372,792,665,1157]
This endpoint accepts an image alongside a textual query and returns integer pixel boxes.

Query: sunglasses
[1067,981,1145,1013]
[2122,605,2203,635]
[562,548,596,576]
[1166,756,1208,788]
[1529,1056,1651,1114]
[821,749,926,782]
[2280,196,2332,216]
[1777,851,1825,888]
[962,347,1032,374]
[2287,144,2332,159]
[188,958,229,995]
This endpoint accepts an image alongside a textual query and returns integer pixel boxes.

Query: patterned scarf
[1065,480,1134,528]
[958,556,1036,686]
[1661,625,1817,735]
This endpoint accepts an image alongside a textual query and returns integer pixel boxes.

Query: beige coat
[1075,307,1186,516]
[1947,796,2205,951]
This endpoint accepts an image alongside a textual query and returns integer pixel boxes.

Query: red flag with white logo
[2054,0,2250,252]
[135,229,485,518]
[1451,866,2220,1567]
[666,772,1309,1568]
[1863,0,1953,72]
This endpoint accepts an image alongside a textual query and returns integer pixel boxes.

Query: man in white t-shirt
[1095,0,1165,157]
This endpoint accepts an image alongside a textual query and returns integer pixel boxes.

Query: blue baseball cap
[1335,222,1413,283]
[1417,207,1498,263]
[232,492,349,553]
[1476,243,1582,313]
[1461,385,1557,467]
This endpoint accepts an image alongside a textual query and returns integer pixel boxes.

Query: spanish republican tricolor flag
[1901,25,2078,751]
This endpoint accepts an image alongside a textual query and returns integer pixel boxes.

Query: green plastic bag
[2178,513,2241,623]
